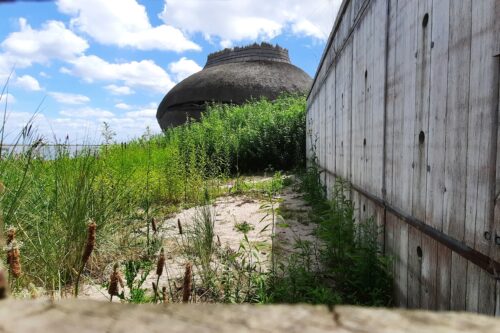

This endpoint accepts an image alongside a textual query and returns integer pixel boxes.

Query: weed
[234,221,254,234]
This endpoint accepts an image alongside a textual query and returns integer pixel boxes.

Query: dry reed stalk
[75,220,97,297]
[108,263,121,301]
[151,217,157,234]
[177,219,183,235]
[7,242,21,278]
[182,262,192,303]
[161,286,167,303]
[0,269,6,299]
[156,248,165,276]
[82,220,97,265]
[6,227,15,245]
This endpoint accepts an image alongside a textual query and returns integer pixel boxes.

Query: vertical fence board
[444,0,472,311]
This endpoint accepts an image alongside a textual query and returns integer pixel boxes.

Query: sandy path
[79,181,317,302]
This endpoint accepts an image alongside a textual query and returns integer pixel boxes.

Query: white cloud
[105,84,135,96]
[66,55,175,93]
[57,0,200,52]
[160,0,340,45]
[49,92,90,105]
[1,18,88,67]
[125,108,156,118]
[0,93,16,104]
[15,75,42,91]
[168,57,202,82]
[115,103,132,110]
[59,107,114,118]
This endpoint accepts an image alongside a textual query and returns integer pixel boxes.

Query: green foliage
[0,95,306,291]
[267,159,393,307]
[123,260,153,304]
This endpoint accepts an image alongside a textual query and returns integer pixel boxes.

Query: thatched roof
[156,43,312,129]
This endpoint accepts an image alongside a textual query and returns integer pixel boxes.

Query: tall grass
[0,95,306,292]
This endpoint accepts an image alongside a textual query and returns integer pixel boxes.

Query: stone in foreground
[1,300,499,333]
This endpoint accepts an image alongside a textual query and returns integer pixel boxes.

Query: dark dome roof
[157,43,312,129]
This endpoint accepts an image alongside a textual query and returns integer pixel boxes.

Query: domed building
[156,43,312,129]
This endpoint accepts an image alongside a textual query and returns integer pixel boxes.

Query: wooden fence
[307,0,499,314]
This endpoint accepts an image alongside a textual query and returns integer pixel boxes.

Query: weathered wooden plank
[384,0,398,204]
[351,13,366,190]
[450,252,467,311]
[408,0,433,309]
[463,0,498,315]
[443,0,472,311]
[423,0,450,312]
[436,243,452,311]
[420,235,437,310]
[370,0,387,198]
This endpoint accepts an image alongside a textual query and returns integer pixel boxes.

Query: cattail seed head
[152,281,158,294]
[6,227,16,245]
[82,220,96,265]
[0,269,7,299]
[177,219,183,235]
[151,218,157,234]
[182,262,192,303]
[217,235,222,247]
[156,248,165,276]
[161,286,167,303]
[8,241,21,278]
[108,263,120,297]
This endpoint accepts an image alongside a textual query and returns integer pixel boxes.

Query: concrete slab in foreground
[0,301,499,333]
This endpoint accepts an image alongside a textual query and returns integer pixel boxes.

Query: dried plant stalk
[151,217,157,234]
[82,220,97,264]
[161,286,167,303]
[182,262,192,303]
[108,264,121,300]
[177,219,183,235]
[75,220,97,297]
[8,241,21,278]
[156,248,165,276]
[6,227,15,246]
[0,269,7,300]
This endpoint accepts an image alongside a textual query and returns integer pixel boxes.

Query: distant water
[1,144,102,160]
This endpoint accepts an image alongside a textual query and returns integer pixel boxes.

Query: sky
[0,0,340,144]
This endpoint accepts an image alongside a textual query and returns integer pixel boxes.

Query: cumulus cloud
[59,107,114,118]
[0,93,16,104]
[57,0,200,52]
[105,85,135,96]
[115,103,132,110]
[66,55,175,93]
[15,75,42,91]
[1,18,88,67]
[168,57,202,82]
[160,0,339,45]
[49,92,90,105]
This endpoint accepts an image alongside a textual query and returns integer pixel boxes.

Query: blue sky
[0,0,340,143]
